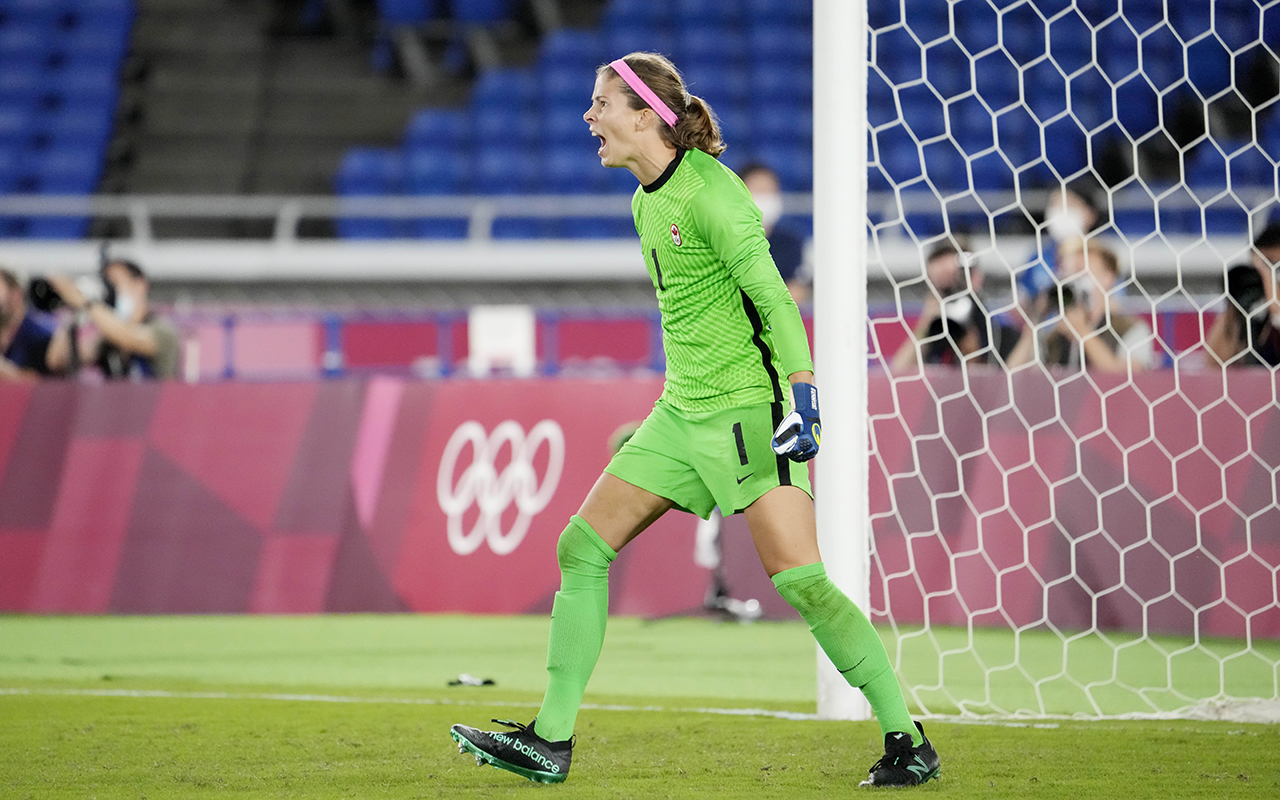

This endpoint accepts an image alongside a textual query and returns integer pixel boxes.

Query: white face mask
[1046,207,1087,242]
[114,292,137,321]
[753,192,783,230]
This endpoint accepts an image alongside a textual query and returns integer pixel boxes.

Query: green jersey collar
[642,148,687,194]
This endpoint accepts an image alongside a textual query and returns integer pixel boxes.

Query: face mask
[114,292,137,321]
[753,193,783,230]
[1046,207,1087,242]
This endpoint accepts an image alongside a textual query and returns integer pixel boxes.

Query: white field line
[0,686,1080,727]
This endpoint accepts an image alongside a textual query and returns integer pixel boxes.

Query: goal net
[862,0,1280,721]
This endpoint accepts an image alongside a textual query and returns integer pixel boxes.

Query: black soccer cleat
[449,718,573,784]
[859,720,941,788]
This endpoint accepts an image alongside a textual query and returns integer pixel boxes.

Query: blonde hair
[599,52,726,158]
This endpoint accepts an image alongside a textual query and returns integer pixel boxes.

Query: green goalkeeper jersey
[631,148,814,414]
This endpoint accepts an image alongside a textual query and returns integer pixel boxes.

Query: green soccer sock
[533,515,616,743]
[772,562,921,746]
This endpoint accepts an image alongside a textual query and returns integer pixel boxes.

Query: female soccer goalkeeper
[451,52,940,790]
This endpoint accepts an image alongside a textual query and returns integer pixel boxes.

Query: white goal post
[816,0,1280,723]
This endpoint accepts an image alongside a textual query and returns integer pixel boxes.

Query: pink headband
[609,58,679,128]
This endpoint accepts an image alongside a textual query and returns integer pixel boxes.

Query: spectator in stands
[1204,222,1280,367]
[1007,240,1155,372]
[0,267,56,381]
[739,162,810,305]
[45,260,180,380]
[890,240,1020,372]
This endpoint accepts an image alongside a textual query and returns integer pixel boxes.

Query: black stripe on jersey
[740,290,791,488]
[651,249,665,291]
[740,291,784,403]
[732,421,749,466]
[643,148,686,194]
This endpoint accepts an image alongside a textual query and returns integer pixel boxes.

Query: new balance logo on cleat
[860,721,941,788]
[449,718,574,784]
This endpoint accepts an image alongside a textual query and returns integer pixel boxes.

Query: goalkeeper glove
[771,382,821,463]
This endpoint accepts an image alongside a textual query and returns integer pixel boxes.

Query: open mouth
[592,131,606,156]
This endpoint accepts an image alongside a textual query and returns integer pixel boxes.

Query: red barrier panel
[0,372,1276,638]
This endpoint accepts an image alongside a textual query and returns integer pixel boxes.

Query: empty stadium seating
[350,0,1271,240]
[0,0,133,238]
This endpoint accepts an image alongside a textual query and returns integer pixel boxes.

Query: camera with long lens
[27,274,111,313]
[1225,264,1269,352]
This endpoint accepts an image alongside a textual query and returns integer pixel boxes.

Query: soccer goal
[815,0,1280,723]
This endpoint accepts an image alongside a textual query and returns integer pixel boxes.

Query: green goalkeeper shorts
[604,398,813,519]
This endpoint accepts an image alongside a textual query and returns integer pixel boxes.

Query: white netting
[864,0,1280,720]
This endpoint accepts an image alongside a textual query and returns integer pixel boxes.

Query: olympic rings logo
[436,420,565,556]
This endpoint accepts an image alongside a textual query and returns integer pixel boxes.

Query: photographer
[0,267,56,381]
[891,241,1020,372]
[44,259,180,380]
[1204,223,1280,367]
[1007,241,1155,373]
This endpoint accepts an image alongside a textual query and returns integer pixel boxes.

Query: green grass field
[2,615,1277,799]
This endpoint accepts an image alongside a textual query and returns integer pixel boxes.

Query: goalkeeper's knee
[556,515,616,580]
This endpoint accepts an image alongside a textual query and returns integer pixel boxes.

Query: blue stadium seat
[335,147,402,195]
[543,101,592,147]
[603,0,672,30]
[60,25,130,68]
[1114,78,1158,139]
[674,0,741,26]
[677,23,744,64]
[902,4,950,46]
[1229,144,1275,188]
[745,0,810,25]
[544,146,601,194]
[752,99,810,148]
[749,62,810,105]
[0,104,34,149]
[950,96,993,156]
[898,83,945,141]
[560,217,635,239]
[0,23,53,62]
[1000,5,1046,66]
[404,107,469,150]
[46,67,119,110]
[472,146,539,194]
[37,103,114,149]
[448,0,514,25]
[405,148,468,194]
[1042,118,1088,179]
[605,27,675,62]
[973,52,1018,110]
[969,149,1015,191]
[747,24,810,65]
[873,26,922,87]
[867,70,896,128]
[754,143,811,191]
[539,29,607,71]
[713,102,752,149]
[1187,36,1231,98]
[922,140,966,192]
[923,39,969,100]
[540,63,586,108]
[995,107,1040,168]
[376,0,440,24]
[0,144,17,192]
[471,67,538,109]
[0,64,43,107]
[0,0,71,23]
[471,106,540,149]
[680,60,749,111]
[492,217,557,239]
[33,145,101,193]
[876,124,922,186]
[1047,14,1091,75]
[1070,68,1115,133]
